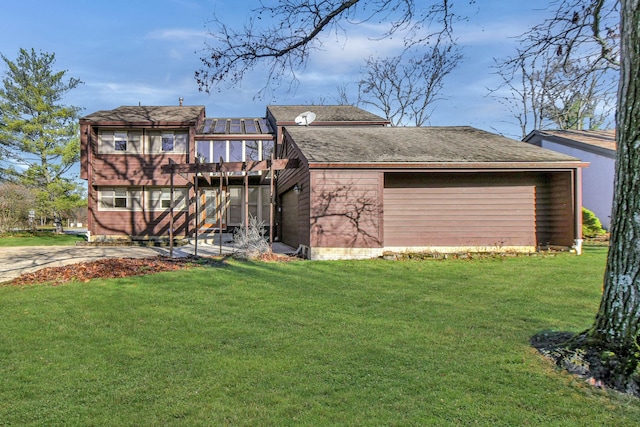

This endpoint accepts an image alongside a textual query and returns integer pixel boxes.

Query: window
[226,186,271,226]
[197,141,211,163]
[99,130,142,154]
[214,120,227,133]
[229,140,243,163]
[162,133,174,152]
[114,132,127,151]
[213,140,226,163]
[230,119,242,133]
[228,187,243,225]
[245,140,260,162]
[262,140,274,160]
[99,187,142,210]
[148,188,187,210]
[197,139,275,165]
[148,131,187,153]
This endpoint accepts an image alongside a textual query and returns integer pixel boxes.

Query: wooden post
[244,163,249,234]
[269,153,275,250]
[169,160,175,258]
[193,162,199,257]
[219,157,224,256]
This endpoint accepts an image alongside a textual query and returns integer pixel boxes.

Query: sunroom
[192,117,276,232]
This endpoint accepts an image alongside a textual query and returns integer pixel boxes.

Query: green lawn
[0,231,85,246]
[2,247,639,426]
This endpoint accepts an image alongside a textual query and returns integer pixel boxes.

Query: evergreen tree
[0,48,84,232]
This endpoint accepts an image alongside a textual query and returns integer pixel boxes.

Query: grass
[0,231,85,246]
[1,247,639,425]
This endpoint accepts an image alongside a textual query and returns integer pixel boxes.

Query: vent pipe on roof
[179,97,184,106]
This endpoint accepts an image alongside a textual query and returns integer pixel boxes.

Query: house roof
[285,126,583,166]
[81,106,205,123]
[524,129,616,153]
[267,105,389,124]
[198,117,273,135]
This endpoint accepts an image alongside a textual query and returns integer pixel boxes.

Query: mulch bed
[7,252,295,287]
[7,257,201,286]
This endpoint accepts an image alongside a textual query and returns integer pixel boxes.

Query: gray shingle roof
[525,129,616,151]
[285,126,581,164]
[267,105,388,124]
[81,106,205,123]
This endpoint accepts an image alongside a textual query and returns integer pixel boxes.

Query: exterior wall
[285,168,578,260]
[89,129,191,187]
[309,170,383,249]
[380,171,577,256]
[383,172,537,249]
[84,124,196,240]
[276,138,311,248]
[87,185,192,241]
[538,139,614,229]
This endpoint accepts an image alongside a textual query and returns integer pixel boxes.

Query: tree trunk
[53,213,64,234]
[582,0,640,393]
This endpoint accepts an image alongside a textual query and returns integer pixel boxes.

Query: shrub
[582,207,606,238]
[233,216,270,259]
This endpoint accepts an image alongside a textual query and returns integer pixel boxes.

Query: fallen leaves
[9,256,201,287]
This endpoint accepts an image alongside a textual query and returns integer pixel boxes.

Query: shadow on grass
[531,330,640,397]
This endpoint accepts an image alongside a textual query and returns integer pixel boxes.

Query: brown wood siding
[310,170,383,248]
[280,189,299,248]
[384,173,539,247]
[276,136,310,247]
[535,172,575,246]
[80,123,90,180]
[88,186,191,239]
[90,154,190,186]
[88,126,191,186]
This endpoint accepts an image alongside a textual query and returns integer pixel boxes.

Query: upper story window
[98,130,187,154]
[99,131,142,154]
[148,131,188,154]
[196,139,275,164]
[114,132,128,151]
[162,134,174,152]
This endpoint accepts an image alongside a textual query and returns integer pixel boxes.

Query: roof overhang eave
[307,161,589,170]
[79,120,198,127]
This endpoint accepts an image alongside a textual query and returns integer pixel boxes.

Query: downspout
[574,167,584,255]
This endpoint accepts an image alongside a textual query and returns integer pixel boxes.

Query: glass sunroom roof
[200,118,273,135]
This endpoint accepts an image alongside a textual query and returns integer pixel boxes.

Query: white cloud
[147,28,207,41]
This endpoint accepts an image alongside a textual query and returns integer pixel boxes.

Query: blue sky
[1,0,554,139]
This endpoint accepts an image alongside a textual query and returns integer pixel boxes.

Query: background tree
[197,0,640,394]
[0,182,36,232]
[0,48,84,233]
[358,44,462,126]
[492,50,616,139]
[196,0,464,96]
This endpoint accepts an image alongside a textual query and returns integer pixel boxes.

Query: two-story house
[81,104,587,259]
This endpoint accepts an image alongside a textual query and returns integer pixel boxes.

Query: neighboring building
[524,129,615,230]
[80,104,586,259]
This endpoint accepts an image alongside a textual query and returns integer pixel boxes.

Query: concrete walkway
[0,234,295,283]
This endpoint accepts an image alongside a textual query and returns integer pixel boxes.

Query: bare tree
[196,0,466,96]
[334,83,354,106]
[492,50,615,138]
[541,61,614,130]
[358,44,462,126]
